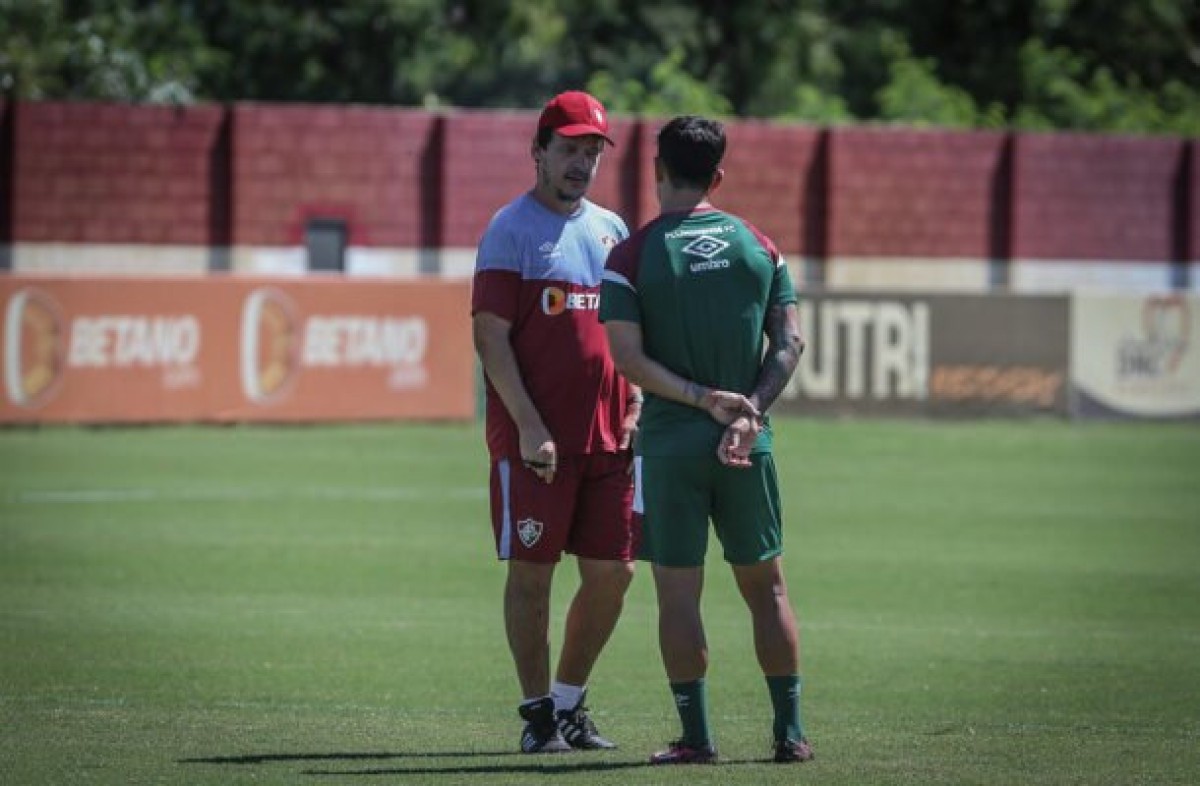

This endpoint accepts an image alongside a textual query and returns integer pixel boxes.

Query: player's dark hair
[535,127,554,150]
[657,116,726,190]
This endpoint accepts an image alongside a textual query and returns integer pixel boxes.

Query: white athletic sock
[551,682,585,712]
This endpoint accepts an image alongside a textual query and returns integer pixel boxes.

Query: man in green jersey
[599,115,812,765]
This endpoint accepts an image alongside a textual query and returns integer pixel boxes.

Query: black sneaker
[555,690,616,750]
[518,698,571,753]
[773,737,814,763]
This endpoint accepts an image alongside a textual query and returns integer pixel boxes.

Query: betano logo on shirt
[541,287,600,316]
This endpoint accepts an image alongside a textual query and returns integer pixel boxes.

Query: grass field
[1,418,1198,785]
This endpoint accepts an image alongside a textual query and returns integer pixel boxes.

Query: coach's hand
[519,424,557,484]
[619,398,642,452]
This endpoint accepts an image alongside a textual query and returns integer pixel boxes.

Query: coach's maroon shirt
[472,193,632,460]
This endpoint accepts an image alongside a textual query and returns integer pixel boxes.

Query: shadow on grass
[180,750,766,775]
[178,751,518,765]
[302,760,654,777]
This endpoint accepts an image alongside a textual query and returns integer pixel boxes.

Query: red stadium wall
[1013,132,1182,262]
[227,104,443,276]
[9,102,225,273]
[1,100,1196,292]
[1010,132,1188,291]
[1189,140,1200,272]
[829,128,1006,259]
[439,111,532,251]
[1,99,11,264]
[718,122,826,282]
[825,127,1008,290]
[230,104,440,260]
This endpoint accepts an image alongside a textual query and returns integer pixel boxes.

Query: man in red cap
[471,90,641,753]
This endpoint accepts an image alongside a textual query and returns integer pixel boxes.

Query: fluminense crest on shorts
[517,517,544,547]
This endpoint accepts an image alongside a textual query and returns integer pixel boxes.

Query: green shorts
[635,453,784,567]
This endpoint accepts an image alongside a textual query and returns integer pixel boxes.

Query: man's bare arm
[472,311,556,482]
[604,319,756,424]
[747,302,804,414]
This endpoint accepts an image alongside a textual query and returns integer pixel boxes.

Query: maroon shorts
[489,452,638,563]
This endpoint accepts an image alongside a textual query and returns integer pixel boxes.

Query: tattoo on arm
[750,304,804,412]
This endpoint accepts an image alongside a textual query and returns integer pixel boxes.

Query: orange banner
[1,276,474,423]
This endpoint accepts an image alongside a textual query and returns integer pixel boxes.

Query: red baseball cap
[537,91,614,146]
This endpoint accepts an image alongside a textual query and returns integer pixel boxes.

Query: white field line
[7,486,487,504]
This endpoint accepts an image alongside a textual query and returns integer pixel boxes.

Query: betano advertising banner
[1,277,474,423]
[776,292,1070,417]
[1070,293,1200,419]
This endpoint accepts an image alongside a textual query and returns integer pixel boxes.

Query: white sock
[551,681,585,712]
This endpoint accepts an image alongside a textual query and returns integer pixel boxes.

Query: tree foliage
[1,0,1197,135]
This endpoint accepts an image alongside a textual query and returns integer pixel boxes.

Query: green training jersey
[599,207,797,457]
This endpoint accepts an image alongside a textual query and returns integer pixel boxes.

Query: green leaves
[1015,39,1200,135]
[588,48,733,118]
[0,0,215,102]
[1,0,1196,134]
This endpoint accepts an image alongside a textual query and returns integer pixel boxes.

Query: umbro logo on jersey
[539,241,562,259]
[681,236,730,260]
[518,518,544,547]
[689,259,731,273]
[683,235,732,273]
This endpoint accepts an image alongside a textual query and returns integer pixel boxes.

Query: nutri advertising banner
[774,292,1070,418]
[1,276,474,423]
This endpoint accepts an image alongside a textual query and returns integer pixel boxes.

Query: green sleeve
[599,280,642,324]
[769,259,798,308]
